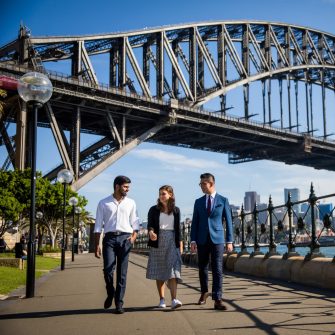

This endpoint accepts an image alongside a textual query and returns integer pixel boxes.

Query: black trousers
[197,237,225,301]
[102,233,132,307]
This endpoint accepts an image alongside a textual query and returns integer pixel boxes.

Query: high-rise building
[257,203,268,225]
[284,188,301,213]
[318,203,333,220]
[244,191,260,212]
[300,202,320,228]
[230,204,240,216]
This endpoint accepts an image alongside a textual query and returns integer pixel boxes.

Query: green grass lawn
[0,254,60,295]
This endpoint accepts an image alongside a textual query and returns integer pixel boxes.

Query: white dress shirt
[94,195,140,234]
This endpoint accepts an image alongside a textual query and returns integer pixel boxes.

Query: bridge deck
[0,253,335,335]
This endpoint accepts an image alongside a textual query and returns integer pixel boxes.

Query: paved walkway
[0,253,335,335]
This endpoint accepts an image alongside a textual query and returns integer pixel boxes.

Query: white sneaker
[158,298,166,308]
[171,298,182,309]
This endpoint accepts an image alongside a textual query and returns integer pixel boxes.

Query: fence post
[183,220,188,253]
[250,204,263,257]
[305,183,324,260]
[238,204,249,256]
[283,192,299,259]
[265,195,279,258]
[186,221,191,252]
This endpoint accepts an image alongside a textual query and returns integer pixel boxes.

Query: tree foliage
[0,189,23,237]
[0,169,88,247]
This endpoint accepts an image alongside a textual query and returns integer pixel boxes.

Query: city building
[318,203,333,221]
[300,202,320,228]
[244,191,260,212]
[284,188,301,213]
[257,203,268,225]
[230,204,240,217]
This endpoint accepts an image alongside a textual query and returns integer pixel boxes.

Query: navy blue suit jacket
[191,193,233,245]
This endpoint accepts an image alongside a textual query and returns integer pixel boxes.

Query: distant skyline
[2,0,335,222]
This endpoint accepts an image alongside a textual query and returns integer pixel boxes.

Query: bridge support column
[109,48,117,87]
[70,106,81,180]
[189,28,197,99]
[15,102,28,170]
[71,41,82,79]
[156,32,164,98]
[243,85,249,119]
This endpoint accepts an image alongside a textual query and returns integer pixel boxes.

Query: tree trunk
[47,222,58,249]
[37,226,44,253]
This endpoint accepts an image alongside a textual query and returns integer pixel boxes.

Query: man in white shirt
[94,175,139,314]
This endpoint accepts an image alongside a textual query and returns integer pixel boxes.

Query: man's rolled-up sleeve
[130,201,140,231]
[94,201,104,233]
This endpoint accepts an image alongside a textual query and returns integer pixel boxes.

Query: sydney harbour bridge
[0,21,335,190]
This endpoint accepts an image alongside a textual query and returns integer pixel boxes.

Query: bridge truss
[0,21,335,189]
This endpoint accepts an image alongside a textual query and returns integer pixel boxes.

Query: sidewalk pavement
[0,252,335,335]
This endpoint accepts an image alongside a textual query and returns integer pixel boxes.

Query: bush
[0,251,15,258]
[39,245,61,253]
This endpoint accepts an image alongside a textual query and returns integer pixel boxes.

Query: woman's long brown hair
[157,185,175,214]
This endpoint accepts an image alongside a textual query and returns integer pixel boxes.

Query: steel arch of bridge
[0,21,335,189]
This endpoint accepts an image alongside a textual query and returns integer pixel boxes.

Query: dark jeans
[197,237,225,301]
[102,233,132,307]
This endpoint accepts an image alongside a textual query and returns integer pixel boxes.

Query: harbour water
[234,244,335,258]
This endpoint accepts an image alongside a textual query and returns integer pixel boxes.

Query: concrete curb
[180,252,335,290]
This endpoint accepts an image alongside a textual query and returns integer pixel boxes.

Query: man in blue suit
[190,173,233,310]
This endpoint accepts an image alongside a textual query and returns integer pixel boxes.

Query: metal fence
[134,183,335,261]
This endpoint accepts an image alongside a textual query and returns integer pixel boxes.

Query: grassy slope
[0,254,60,295]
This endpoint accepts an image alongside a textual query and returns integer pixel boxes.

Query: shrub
[40,245,61,253]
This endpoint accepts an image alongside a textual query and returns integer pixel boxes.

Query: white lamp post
[57,169,73,270]
[17,71,53,298]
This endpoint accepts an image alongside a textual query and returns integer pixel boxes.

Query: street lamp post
[75,207,82,254]
[68,197,78,262]
[57,169,73,270]
[17,72,53,298]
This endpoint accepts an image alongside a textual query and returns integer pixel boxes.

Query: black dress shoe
[214,299,227,310]
[198,292,210,305]
[115,305,125,314]
[104,296,113,309]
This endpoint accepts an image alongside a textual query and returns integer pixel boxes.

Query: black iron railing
[134,183,335,261]
[232,183,335,261]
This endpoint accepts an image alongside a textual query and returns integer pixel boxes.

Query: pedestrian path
[0,253,334,335]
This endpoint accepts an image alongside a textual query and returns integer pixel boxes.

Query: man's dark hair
[200,173,215,182]
[113,175,131,190]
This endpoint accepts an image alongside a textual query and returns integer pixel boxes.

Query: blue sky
[2,0,335,221]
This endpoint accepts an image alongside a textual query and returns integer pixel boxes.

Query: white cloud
[131,148,224,170]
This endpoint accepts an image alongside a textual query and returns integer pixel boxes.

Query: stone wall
[181,252,335,291]
[0,258,24,269]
